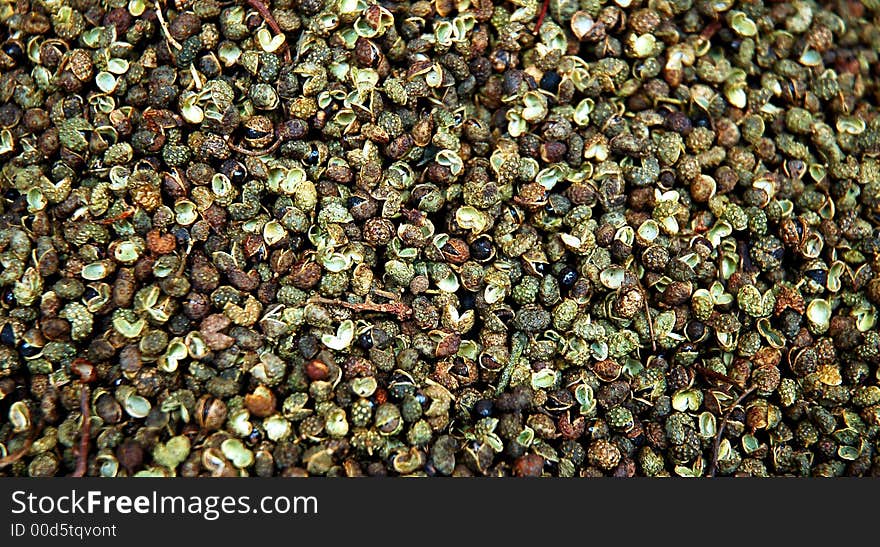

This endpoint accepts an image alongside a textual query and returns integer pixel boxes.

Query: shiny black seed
[693,115,711,128]
[771,247,785,260]
[2,289,16,307]
[805,269,827,285]
[474,399,494,417]
[304,145,320,166]
[244,127,269,140]
[82,286,99,301]
[685,320,705,342]
[533,262,547,275]
[246,428,263,446]
[19,342,41,358]
[559,266,578,288]
[357,330,373,350]
[458,291,476,310]
[347,195,366,209]
[4,189,20,201]
[539,71,562,93]
[470,237,493,261]
[229,162,247,184]
[2,42,23,64]
[1,323,15,346]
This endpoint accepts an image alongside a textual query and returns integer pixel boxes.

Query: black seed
[470,237,493,261]
[559,266,578,288]
[533,262,547,275]
[82,286,99,301]
[420,144,438,164]
[304,145,320,165]
[1,323,15,346]
[4,189,20,201]
[2,289,16,307]
[685,320,705,342]
[2,42,23,64]
[771,247,785,260]
[474,399,494,417]
[805,269,827,285]
[246,428,263,445]
[244,127,269,140]
[347,195,366,209]
[229,162,247,184]
[19,342,41,358]
[173,227,191,245]
[539,71,562,93]
[357,330,373,350]
[458,291,475,310]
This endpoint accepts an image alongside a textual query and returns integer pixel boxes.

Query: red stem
[533,0,550,34]
[72,385,90,477]
[246,0,292,62]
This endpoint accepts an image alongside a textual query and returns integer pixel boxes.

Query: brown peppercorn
[363,218,395,247]
[513,453,545,477]
[195,395,227,431]
[146,229,176,255]
[291,260,322,289]
[587,439,621,472]
[244,386,277,418]
[661,281,693,306]
[116,440,144,474]
[40,317,71,341]
[614,287,645,319]
[441,238,470,264]
[305,359,330,381]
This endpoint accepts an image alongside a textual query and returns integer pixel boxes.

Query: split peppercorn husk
[1,0,880,478]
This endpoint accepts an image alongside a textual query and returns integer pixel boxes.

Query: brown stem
[229,138,282,157]
[694,365,742,388]
[0,436,35,468]
[707,385,757,478]
[154,1,183,51]
[533,0,551,34]
[309,296,412,321]
[72,384,91,477]
[98,207,135,225]
[245,0,292,62]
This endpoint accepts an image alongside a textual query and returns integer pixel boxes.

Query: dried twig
[246,0,292,62]
[533,0,551,34]
[154,1,183,51]
[98,207,135,225]
[694,364,742,388]
[229,138,282,157]
[0,436,35,468]
[707,385,757,478]
[309,296,412,321]
[72,384,91,477]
